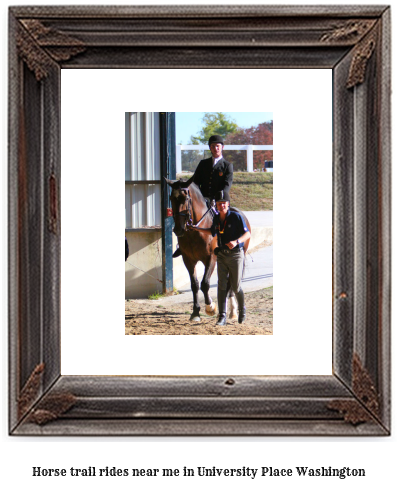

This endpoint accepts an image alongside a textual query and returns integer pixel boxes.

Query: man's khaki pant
[216,248,245,292]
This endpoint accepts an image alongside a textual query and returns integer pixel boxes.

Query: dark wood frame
[8,5,391,436]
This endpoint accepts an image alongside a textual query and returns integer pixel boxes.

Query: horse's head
[165,178,192,237]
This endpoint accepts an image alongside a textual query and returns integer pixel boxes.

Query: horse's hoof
[229,312,238,320]
[190,314,201,322]
[205,302,217,316]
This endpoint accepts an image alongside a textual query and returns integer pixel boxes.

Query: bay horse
[166,179,251,322]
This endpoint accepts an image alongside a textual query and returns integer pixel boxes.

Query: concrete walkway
[243,210,273,228]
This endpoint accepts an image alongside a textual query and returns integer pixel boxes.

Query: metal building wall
[125,112,161,228]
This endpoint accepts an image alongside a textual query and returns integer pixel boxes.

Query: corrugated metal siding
[125,112,161,227]
[125,183,161,228]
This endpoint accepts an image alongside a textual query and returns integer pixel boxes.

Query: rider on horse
[172,134,233,258]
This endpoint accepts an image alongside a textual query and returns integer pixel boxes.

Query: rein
[193,203,214,227]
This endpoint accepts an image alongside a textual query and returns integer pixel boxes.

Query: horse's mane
[173,179,206,207]
[186,181,207,207]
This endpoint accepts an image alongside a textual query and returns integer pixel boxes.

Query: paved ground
[243,210,273,228]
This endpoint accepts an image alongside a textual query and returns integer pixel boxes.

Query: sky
[176,112,273,144]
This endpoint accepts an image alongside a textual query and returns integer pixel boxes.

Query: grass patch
[148,287,180,300]
[148,291,163,300]
[177,172,273,211]
[231,172,273,211]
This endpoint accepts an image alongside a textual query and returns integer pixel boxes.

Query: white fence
[176,144,273,173]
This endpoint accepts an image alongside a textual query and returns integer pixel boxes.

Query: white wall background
[61,67,332,376]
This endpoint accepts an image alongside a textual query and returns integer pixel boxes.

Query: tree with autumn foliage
[223,121,273,171]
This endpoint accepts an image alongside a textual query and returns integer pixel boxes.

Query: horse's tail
[226,277,232,298]
[241,252,246,282]
[230,207,251,253]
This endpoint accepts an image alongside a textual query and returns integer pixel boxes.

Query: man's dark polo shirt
[192,157,233,199]
[211,209,248,249]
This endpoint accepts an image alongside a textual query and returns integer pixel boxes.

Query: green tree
[189,112,238,144]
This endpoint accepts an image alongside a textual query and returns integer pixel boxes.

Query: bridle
[172,186,215,232]
[173,187,193,231]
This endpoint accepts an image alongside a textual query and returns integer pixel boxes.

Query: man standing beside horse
[190,191,251,326]
[173,134,233,257]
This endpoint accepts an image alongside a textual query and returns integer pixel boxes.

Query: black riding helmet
[215,190,230,202]
[208,135,224,146]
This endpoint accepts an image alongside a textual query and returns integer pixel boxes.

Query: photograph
[125,112,274,335]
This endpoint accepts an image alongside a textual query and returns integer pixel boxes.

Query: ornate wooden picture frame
[9,5,391,435]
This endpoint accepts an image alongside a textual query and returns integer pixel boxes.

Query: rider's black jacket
[192,157,233,200]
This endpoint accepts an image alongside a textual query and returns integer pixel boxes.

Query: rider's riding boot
[216,288,228,326]
[236,288,246,324]
[172,246,182,258]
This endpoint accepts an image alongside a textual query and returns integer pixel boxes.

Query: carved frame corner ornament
[327,354,381,425]
[17,364,77,425]
[320,18,379,88]
[17,363,45,420]
[320,19,376,43]
[346,27,379,88]
[8,5,391,436]
[27,393,77,426]
[16,19,85,81]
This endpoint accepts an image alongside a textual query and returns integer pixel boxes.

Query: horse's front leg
[201,255,217,316]
[183,257,201,321]
[228,293,238,320]
[226,277,238,320]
